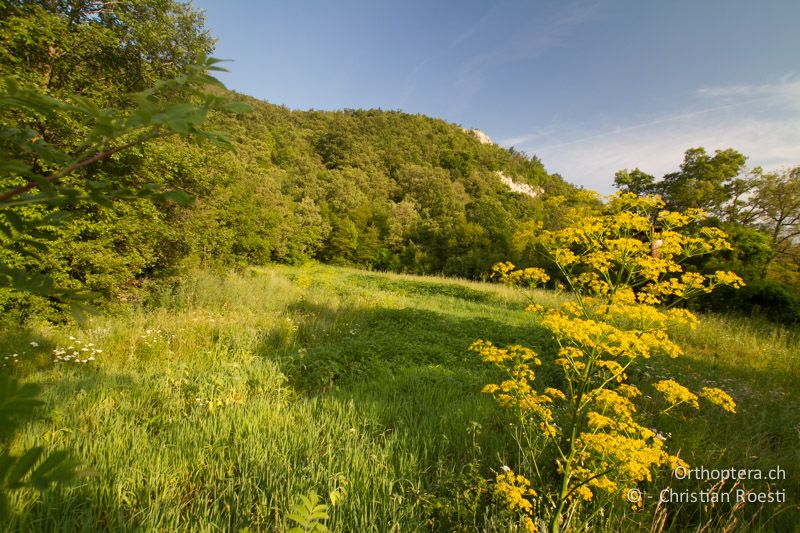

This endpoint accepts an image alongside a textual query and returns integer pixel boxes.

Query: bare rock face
[459,126,541,198]
[463,128,494,145]
[496,171,543,199]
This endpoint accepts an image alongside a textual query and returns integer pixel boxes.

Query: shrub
[705,281,800,325]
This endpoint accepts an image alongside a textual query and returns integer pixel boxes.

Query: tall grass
[1,264,797,531]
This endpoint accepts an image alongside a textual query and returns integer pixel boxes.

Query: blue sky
[193,0,800,193]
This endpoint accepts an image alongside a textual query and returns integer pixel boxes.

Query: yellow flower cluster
[607,192,665,212]
[493,470,540,532]
[492,261,550,286]
[700,387,737,413]
[510,267,551,286]
[634,255,683,283]
[563,469,620,504]
[544,387,567,401]
[469,339,540,365]
[606,301,687,331]
[482,374,554,421]
[525,303,545,314]
[578,431,684,482]
[575,485,594,501]
[617,383,642,398]
[654,381,737,413]
[478,194,741,528]
[543,309,682,360]
[521,515,538,533]
[664,308,700,329]
[491,261,516,279]
[711,271,745,288]
[529,194,743,308]
[570,379,689,510]
[494,471,537,514]
[470,340,555,422]
[588,475,618,494]
[654,379,699,409]
[656,208,706,229]
[552,248,579,266]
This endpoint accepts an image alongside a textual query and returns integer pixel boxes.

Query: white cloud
[697,74,800,110]
[503,76,800,194]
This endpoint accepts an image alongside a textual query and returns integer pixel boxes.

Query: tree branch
[0,128,163,204]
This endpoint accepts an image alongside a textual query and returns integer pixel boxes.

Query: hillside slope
[3,87,585,316]
[180,91,577,276]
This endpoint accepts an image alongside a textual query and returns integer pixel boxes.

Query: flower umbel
[477,194,740,532]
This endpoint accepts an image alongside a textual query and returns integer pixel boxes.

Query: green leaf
[285,491,329,531]
[5,448,44,490]
[66,95,101,117]
[158,190,193,206]
[1,211,24,232]
[219,101,252,114]
[0,159,32,178]
[29,450,78,491]
[0,375,43,435]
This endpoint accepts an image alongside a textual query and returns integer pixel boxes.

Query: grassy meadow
[1,264,798,531]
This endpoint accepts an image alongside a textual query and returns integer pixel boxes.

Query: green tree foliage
[612,168,656,198]
[0,60,248,313]
[614,150,800,324]
[659,147,747,215]
[614,147,748,217]
[0,0,224,316]
[0,0,213,97]
[748,167,800,269]
[1,0,585,320]
[153,99,578,280]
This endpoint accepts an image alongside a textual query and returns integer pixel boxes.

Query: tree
[614,148,748,219]
[657,147,747,216]
[0,0,232,309]
[0,57,248,297]
[613,168,657,197]
[0,0,214,98]
[395,163,468,230]
[748,166,800,272]
[723,173,758,225]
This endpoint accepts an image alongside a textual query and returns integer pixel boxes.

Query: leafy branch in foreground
[285,491,330,533]
[0,57,249,517]
[473,193,743,532]
[0,56,249,297]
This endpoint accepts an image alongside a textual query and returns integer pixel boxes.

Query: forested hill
[5,92,585,313]
[187,90,578,275]
[1,0,586,316]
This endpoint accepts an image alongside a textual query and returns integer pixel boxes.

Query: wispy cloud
[457,1,602,76]
[447,1,603,117]
[697,74,800,109]
[400,0,604,116]
[502,75,800,193]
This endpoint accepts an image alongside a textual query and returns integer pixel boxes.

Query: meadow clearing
[1,264,797,531]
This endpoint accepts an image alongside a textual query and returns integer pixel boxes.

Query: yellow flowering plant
[472,193,743,532]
